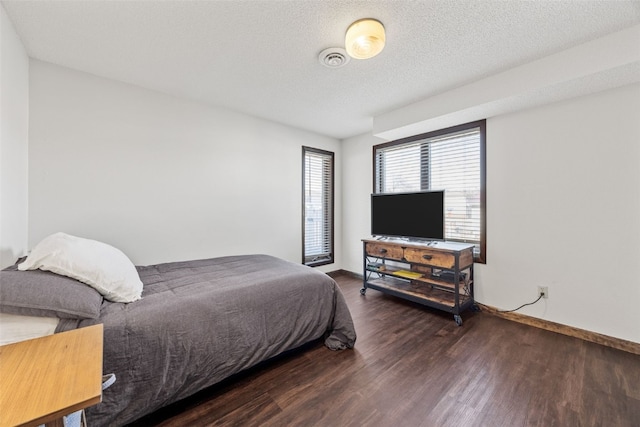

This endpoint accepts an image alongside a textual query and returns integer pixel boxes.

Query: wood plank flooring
[127,273,640,427]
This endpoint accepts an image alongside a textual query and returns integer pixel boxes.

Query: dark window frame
[372,120,486,264]
[302,146,335,267]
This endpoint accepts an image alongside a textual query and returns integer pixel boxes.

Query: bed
[0,233,356,427]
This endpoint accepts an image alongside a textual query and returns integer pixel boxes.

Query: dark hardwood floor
[128,273,640,427]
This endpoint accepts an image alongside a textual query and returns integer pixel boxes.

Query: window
[374,120,486,263]
[303,147,334,266]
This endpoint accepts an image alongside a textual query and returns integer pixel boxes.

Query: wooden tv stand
[361,238,476,325]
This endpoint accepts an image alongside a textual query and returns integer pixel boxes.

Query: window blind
[374,122,485,261]
[303,147,334,266]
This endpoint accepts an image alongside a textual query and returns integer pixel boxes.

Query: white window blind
[375,122,485,261]
[303,147,334,266]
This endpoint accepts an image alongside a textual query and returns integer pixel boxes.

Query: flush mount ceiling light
[345,18,385,59]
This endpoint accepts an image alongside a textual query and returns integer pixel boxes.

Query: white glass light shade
[345,19,385,59]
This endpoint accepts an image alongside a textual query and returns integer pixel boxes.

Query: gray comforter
[56,254,356,426]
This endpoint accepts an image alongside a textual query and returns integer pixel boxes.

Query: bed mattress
[56,254,356,426]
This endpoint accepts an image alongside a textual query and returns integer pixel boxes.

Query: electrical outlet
[538,286,548,299]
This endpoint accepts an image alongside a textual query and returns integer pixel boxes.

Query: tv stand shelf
[361,238,476,325]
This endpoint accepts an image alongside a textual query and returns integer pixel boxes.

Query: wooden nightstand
[0,324,103,427]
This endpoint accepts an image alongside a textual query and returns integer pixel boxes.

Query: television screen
[371,190,444,241]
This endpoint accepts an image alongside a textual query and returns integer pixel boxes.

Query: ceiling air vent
[318,48,350,68]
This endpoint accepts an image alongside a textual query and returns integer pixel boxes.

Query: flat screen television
[371,190,445,241]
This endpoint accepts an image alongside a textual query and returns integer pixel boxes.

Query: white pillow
[19,232,143,303]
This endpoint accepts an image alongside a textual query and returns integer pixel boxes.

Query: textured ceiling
[3,0,640,139]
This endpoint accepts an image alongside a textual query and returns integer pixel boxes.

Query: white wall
[373,25,640,141]
[342,84,640,343]
[483,83,640,343]
[342,132,377,273]
[28,60,341,270]
[0,4,29,268]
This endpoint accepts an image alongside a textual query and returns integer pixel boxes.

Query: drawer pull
[379,248,388,254]
[422,254,433,260]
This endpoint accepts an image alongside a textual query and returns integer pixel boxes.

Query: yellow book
[394,270,423,279]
